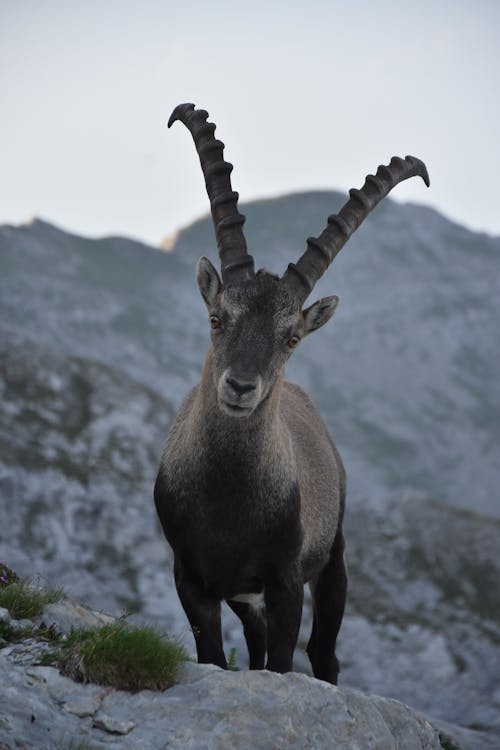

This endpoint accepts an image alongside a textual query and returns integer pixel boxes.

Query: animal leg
[174,556,227,669]
[264,565,303,674]
[227,598,267,669]
[307,526,347,685]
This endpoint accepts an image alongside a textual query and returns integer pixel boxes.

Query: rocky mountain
[1,193,499,748]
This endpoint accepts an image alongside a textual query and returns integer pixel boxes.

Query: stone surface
[35,598,115,634]
[93,712,135,735]
[1,655,444,750]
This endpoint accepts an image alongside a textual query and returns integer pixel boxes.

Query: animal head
[168,103,429,418]
[196,259,338,417]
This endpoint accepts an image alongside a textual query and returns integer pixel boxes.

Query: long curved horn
[168,103,255,285]
[282,155,430,302]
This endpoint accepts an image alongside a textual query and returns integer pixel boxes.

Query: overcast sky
[1,0,499,246]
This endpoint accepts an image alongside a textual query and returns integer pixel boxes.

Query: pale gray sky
[1,0,499,245]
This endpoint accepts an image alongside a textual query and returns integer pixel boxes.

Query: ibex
[154,103,429,683]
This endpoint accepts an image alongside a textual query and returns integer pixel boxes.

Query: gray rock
[1,641,444,750]
[64,693,105,718]
[93,712,135,735]
[10,617,34,631]
[5,638,54,667]
[0,607,11,623]
[159,669,442,750]
[430,717,497,750]
[36,598,115,634]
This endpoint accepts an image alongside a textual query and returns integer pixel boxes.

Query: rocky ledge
[1,598,453,750]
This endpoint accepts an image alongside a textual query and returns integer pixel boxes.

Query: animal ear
[303,295,339,335]
[197,257,222,307]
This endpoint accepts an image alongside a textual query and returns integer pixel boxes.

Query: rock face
[0,600,446,750]
[2,663,446,750]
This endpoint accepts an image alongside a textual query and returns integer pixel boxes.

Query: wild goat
[154,103,429,683]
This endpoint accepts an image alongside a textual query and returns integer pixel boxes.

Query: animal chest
[157,459,302,598]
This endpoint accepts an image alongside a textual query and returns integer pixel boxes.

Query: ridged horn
[168,103,255,285]
[282,155,430,302]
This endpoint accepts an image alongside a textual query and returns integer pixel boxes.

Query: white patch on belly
[229,592,265,607]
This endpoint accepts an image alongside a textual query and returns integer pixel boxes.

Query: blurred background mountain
[1,195,499,747]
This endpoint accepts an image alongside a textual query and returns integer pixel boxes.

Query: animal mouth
[220,400,254,417]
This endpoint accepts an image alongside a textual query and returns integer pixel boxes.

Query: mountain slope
[1,196,499,745]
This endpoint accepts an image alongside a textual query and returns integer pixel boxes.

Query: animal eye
[288,336,300,348]
[209,315,220,330]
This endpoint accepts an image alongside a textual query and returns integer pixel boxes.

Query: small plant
[439,734,461,750]
[0,577,64,620]
[0,562,19,587]
[59,622,188,691]
[38,649,61,666]
[227,647,239,671]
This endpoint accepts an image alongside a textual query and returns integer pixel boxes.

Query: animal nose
[226,376,256,396]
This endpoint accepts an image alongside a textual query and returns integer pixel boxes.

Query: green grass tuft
[59,622,188,691]
[0,579,64,620]
[227,647,240,671]
[38,649,61,666]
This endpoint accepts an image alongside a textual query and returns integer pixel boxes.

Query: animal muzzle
[218,370,263,418]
